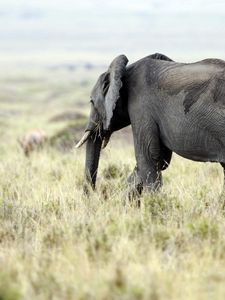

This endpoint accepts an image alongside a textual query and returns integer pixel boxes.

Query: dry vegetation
[1,67,225,300]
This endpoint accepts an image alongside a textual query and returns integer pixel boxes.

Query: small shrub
[102,164,123,179]
[187,219,219,241]
[143,193,180,224]
[43,226,66,248]
[153,228,171,250]
[49,119,86,151]
[0,273,21,300]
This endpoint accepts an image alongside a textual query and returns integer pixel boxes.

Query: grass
[0,67,225,299]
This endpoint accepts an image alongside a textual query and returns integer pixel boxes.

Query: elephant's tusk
[102,135,111,149]
[75,131,91,148]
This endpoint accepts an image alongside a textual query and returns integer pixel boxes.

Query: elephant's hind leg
[220,163,225,209]
[159,143,172,171]
[220,163,225,191]
[127,166,143,206]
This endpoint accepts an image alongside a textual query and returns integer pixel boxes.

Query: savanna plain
[1,64,225,300]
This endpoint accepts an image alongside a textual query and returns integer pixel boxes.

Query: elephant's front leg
[132,125,162,194]
[127,155,162,208]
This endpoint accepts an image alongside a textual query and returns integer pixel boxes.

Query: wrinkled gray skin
[78,52,225,197]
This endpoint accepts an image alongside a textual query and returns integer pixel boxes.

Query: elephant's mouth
[75,129,111,149]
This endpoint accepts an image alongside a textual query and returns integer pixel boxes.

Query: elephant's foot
[219,163,225,210]
[127,165,162,207]
[82,182,91,197]
[127,166,143,207]
[127,185,143,208]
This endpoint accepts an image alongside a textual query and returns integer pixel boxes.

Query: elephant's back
[158,60,224,93]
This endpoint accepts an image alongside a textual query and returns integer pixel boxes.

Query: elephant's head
[76,55,129,189]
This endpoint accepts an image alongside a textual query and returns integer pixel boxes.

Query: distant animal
[76,52,225,200]
[18,129,47,156]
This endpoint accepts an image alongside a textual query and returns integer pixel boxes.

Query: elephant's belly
[174,148,222,163]
[160,123,225,163]
[158,96,225,163]
[156,96,225,162]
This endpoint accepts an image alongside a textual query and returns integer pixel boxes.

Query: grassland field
[0,66,225,300]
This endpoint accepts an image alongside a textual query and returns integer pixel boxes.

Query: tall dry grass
[0,69,225,299]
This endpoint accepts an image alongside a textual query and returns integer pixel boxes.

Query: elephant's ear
[104,55,128,130]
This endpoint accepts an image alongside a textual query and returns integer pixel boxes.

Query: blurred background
[1,0,225,70]
[1,0,225,154]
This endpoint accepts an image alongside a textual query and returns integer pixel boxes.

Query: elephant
[76,52,225,197]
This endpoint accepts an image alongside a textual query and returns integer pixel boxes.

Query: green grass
[0,68,225,299]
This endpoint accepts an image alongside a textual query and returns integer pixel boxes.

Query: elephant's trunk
[76,105,104,189]
[85,134,102,189]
